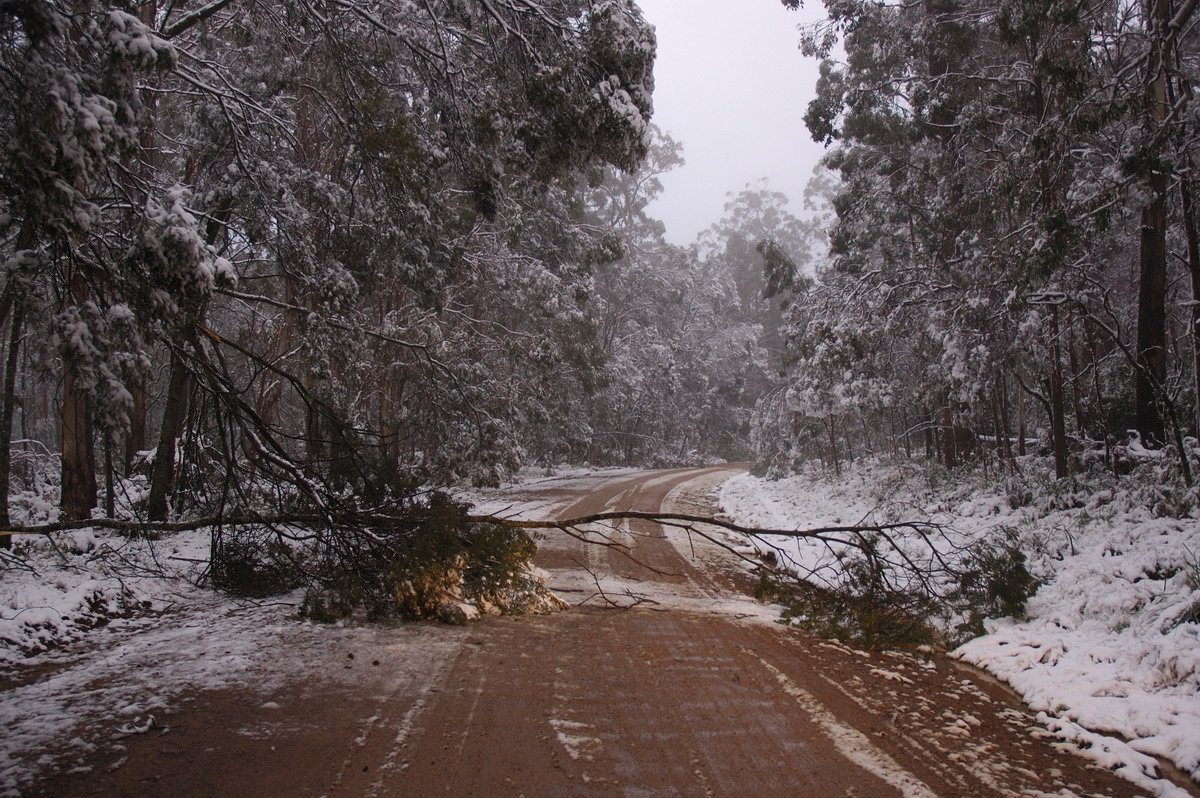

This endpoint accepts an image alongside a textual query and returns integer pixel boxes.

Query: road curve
[361,466,1143,798]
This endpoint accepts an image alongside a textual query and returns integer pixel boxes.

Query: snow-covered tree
[573,130,780,466]
[1,0,658,529]
[767,0,1200,480]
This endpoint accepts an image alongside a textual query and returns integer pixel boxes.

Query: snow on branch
[159,0,240,39]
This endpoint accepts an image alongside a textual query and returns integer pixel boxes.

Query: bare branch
[467,509,946,546]
[160,0,239,38]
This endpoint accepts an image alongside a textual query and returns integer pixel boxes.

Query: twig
[574,558,659,610]
[0,546,37,574]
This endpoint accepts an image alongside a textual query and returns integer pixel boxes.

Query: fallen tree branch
[3,507,944,544]
[1,505,1027,648]
[0,506,954,589]
[2,508,944,601]
[469,508,1026,649]
[466,509,949,544]
[0,514,328,538]
[467,509,958,582]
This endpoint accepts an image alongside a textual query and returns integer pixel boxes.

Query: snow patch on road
[549,718,602,761]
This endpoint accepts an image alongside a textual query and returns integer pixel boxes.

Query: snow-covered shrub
[948,532,1037,640]
[756,560,938,649]
[0,532,166,661]
[756,528,1035,650]
[1168,545,1200,631]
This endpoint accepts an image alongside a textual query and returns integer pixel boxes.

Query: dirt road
[27,467,1155,796]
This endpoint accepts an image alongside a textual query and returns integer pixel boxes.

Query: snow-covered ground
[719,463,1200,795]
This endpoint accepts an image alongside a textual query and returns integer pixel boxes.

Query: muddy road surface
[22,467,1154,796]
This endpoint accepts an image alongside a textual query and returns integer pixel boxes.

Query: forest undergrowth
[732,448,1200,650]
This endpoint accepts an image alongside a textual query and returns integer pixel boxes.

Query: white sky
[635,0,831,245]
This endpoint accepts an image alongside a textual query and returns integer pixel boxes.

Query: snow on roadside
[718,468,885,581]
[718,465,1200,794]
[0,530,210,663]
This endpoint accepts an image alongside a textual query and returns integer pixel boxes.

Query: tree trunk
[305,402,323,466]
[61,265,97,522]
[147,351,192,522]
[922,409,933,460]
[992,379,1013,472]
[61,366,97,521]
[1050,306,1069,480]
[843,415,855,464]
[0,302,25,547]
[1082,318,1112,470]
[942,404,956,469]
[1181,177,1200,436]
[104,439,115,519]
[1067,314,1087,435]
[143,193,222,515]
[827,416,841,477]
[1137,182,1169,445]
[997,375,1015,469]
[125,374,146,473]
[1136,0,1172,446]
[1017,378,1027,457]
[378,369,404,483]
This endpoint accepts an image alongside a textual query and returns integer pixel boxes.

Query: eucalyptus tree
[697,181,816,358]
[1,4,179,525]
[1,1,657,527]
[776,0,1200,477]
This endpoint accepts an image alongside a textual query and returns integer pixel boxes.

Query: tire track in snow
[750,652,939,798]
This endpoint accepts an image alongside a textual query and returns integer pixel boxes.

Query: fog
[636,0,831,244]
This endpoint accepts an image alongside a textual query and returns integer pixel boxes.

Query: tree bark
[1181,177,1200,435]
[305,402,323,466]
[942,404,956,469]
[923,409,934,460]
[0,301,25,547]
[1067,314,1086,434]
[61,365,97,521]
[1050,306,1069,479]
[143,190,228,516]
[1137,182,1169,445]
[998,374,1014,469]
[60,265,97,522]
[992,378,1014,472]
[125,374,146,473]
[104,439,115,519]
[146,351,192,522]
[827,416,841,477]
[1017,377,1027,457]
[1135,0,1172,446]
